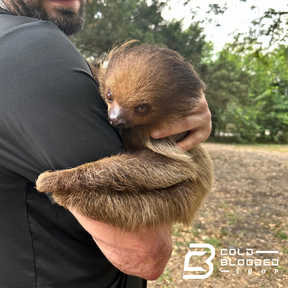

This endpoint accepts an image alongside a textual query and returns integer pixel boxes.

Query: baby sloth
[36,41,213,232]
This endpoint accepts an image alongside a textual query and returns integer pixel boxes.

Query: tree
[245,6,288,46]
[207,43,288,143]
[72,0,212,73]
[193,1,288,50]
[72,0,168,58]
[245,44,288,142]
[181,1,288,142]
[202,48,251,138]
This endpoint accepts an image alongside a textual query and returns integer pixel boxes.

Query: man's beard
[10,0,85,35]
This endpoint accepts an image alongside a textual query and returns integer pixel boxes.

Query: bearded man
[0,1,211,287]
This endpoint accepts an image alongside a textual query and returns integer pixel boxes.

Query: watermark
[183,244,279,279]
[183,243,215,279]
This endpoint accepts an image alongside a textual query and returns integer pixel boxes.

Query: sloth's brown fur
[36,41,214,232]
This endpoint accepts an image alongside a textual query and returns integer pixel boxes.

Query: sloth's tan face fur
[104,85,163,129]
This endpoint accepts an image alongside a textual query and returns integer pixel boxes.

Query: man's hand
[150,91,211,150]
[70,209,172,280]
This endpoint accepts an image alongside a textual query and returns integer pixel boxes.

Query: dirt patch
[148,143,288,288]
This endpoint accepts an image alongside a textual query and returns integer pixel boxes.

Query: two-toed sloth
[36,40,213,232]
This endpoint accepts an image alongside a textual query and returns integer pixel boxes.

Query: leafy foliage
[211,44,288,143]
[72,0,212,73]
[203,49,251,137]
[72,0,288,144]
[186,1,288,49]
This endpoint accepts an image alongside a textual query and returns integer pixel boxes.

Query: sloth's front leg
[36,148,197,202]
[35,147,212,231]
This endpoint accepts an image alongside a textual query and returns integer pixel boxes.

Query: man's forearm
[70,210,172,280]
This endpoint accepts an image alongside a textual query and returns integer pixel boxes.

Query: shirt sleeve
[0,20,125,183]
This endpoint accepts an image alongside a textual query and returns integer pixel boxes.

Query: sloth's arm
[36,148,196,195]
[35,146,212,232]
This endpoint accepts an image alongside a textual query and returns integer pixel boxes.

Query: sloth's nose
[109,117,126,128]
[108,103,127,128]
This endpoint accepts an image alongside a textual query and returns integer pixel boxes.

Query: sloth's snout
[108,117,126,128]
[108,103,128,128]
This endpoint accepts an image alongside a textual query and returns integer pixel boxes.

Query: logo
[183,243,215,279]
[183,243,279,279]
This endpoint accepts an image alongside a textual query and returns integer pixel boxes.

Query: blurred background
[72,1,288,287]
[73,0,288,145]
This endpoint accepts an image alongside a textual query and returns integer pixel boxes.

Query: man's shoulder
[0,11,72,53]
[0,9,52,35]
[0,12,86,72]
[0,16,65,41]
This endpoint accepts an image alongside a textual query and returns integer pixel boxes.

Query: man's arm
[71,210,172,280]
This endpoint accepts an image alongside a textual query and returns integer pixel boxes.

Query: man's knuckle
[182,117,192,130]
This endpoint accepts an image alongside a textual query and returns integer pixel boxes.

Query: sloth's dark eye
[135,104,149,116]
[106,90,113,103]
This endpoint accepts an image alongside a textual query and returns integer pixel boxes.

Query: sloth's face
[105,88,156,129]
[100,43,203,130]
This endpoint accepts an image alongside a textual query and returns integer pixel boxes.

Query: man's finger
[176,129,206,150]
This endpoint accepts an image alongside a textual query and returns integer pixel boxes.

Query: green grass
[281,247,288,254]
[191,228,200,237]
[204,237,222,248]
[226,212,238,224]
[219,228,230,237]
[156,269,173,284]
[171,226,181,237]
[274,230,288,239]
[175,241,185,247]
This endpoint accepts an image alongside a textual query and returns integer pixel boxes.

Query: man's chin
[9,0,86,35]
[48,9,85,35]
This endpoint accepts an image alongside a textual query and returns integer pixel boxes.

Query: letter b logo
[183,243,215,279]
